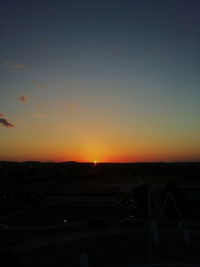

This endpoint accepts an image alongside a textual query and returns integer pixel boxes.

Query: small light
[64,219,67,223]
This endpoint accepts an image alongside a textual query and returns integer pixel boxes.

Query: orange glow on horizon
[0,139,199,163]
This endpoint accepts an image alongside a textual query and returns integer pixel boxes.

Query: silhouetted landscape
[1,161,200,266]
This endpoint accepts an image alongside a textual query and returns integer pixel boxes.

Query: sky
[0,0,200,162]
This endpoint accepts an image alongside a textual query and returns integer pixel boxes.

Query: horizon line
[0,160,199,164]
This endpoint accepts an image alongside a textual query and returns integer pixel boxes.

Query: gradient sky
[0,0,200,162]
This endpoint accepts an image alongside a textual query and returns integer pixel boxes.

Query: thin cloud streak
[19,96,29,102]
[3,61,28,70]
[0,118,14,128]
[36,83,46,89]
[34,113,47,117]
[36,101,47,109]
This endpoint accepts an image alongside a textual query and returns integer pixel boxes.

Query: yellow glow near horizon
[78,142,111,163]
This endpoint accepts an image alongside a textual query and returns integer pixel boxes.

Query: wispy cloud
[3,61,28,71]
[46,157,65,162]
[0,118,14,128]
[36,83,46,89]
[19,96,29,102]
[36,101,47,109]
[34,113,47,117]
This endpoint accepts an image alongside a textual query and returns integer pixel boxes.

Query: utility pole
[80,253,88,267]
[148,185,152,266]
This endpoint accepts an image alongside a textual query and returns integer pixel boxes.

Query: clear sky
[0,0,200,162]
